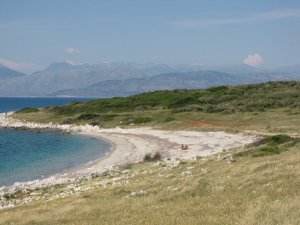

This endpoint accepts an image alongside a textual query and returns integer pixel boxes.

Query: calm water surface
[0,97,111,187]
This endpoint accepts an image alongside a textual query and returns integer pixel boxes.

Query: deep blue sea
[0,97,111,187]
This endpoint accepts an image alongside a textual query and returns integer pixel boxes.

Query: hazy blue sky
[1,0,300,74]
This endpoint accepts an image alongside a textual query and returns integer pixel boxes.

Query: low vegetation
[15,107,39,113]
[2,81,300,224]
[143,152,162,162]
[13,81,300,134]
[34,81,300,116]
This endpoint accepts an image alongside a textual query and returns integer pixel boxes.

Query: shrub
[16,107,39,113]
[143,152,162,162]
[89,121,102,126]
[134,117,152,124]
[153,152,162,160]
[168,96,200,108]
[62,118,75,124]
[262,135,293,145]
[77,113,101,120]
[253,147,282,157]
[91,172,100,179]
[143,153,152,161]
[162,117,175,123]
[207,85,228,93]
[173,105,203,113]
[69,101,82,106]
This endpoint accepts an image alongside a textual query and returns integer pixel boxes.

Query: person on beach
[181,144,189,150]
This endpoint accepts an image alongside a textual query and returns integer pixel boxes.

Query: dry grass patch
[1,140,299,224]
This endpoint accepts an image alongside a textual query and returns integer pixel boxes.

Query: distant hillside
[1,61,300,97]
[0,65,26,80]
[38,62,76,73]
[50,71,240,97]
[274,64,300,73]
[50,71,300,98]
[0,65,149,96]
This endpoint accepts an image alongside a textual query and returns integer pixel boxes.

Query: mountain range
[0,62,299,97]
[0,65,26,80]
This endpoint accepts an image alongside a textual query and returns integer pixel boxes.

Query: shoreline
[0,112,261,195]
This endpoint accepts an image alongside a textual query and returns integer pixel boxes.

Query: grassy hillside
[14,81,300,135]
[43,81,300,114]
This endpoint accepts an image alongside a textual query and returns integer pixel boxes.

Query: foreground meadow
[1,133,299,224]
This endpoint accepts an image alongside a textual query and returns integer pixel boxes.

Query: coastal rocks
[216,153,236,163]
[172,160,181,168]
[0,175,79,196]
[167,186,180,191]
[127,190,148,198]
[201,167,209,174]
[0,112,101,134]
[181,171,192,176]
[186,166,194,170]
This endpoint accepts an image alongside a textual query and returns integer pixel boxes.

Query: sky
[0,0,300,74]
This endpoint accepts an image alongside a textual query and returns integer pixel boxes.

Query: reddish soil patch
[187,119,221,127]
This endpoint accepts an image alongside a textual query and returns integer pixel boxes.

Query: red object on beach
[182,145,190,150]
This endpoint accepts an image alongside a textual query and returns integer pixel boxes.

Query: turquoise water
[0,97,111,187]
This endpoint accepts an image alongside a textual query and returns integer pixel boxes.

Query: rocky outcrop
[0,112,102,133]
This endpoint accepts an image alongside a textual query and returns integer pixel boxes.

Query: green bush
[173,105,203,113]
[162,117,175,123]
[253,147,282,157]
[262,135,293,145]
[16,107,39,113]
[134,117,152,124]
[77,113,101,120]
[207,85,228,93]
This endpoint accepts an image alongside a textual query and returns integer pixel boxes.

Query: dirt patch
[187,119,221,127]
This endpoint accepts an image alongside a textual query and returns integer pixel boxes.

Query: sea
[0,97,111,187]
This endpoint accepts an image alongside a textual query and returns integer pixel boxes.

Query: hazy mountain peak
[41,62,75,73]
[0,66,26,80]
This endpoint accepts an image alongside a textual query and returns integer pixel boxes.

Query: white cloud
[0,58,41,74]
[169,8,300,28]
[243,54,264,67]
[65,48,81,53]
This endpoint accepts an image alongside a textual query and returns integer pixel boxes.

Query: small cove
[0,97,111,187]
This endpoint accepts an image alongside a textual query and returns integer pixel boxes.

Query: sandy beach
[76,128,260,174]
[0,112,260,193]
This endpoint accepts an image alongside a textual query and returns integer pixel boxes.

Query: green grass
[12,81,300,135]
